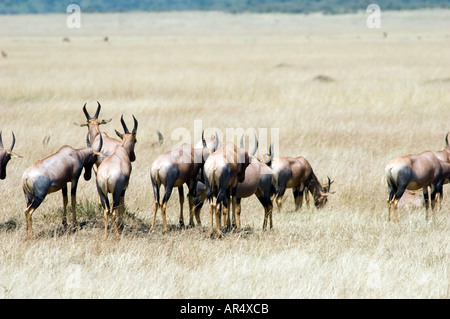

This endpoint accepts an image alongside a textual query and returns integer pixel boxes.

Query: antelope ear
[156,130,164,145]
[115,129,124,139]
[7,150,23,158]
[320,191,336,197]
[100,119,112,125]
[93,150,107,157]
[74,122,88,127]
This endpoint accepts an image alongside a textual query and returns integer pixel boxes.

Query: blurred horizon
[1,0,450,15]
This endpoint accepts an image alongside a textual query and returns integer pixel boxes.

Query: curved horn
[132,115,138,136]
[120,115,130,134]
[94,101,101,119]
[87,132,103,152]
[446,132,449,147]
[326,176,335,193]
[212,131,219,152]
[0,130,3,149]
[269,142,274,160]
[202,131,207,148]
[240,135,244,148]
[251,135,258,156]
[10,131,15,151]
[157,130,164,145]
[86,133,91,148]
[97,132,103,152]
[82,103,90,120]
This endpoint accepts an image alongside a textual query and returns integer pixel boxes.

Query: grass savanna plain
[0,10,449,299]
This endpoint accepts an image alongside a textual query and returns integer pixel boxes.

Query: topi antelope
[0,130,22,180]
[203,136,251,237]
[150,131,218,232]
[235,142,275,230]
[195,140,275,230]
[96,115,138,238]
[22,134,103,239]
[385,150,450,223]
[271,156,334,212]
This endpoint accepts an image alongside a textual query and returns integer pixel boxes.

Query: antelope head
[115,114,138,162]
[201,130,219,157]
[0,130,22,180]
[255,142,274,167]
[74,101,112,131]
[315,176,335,208]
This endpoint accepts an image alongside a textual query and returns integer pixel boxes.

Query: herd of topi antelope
[1,102,449,239]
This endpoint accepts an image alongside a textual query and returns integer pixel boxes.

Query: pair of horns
[0,130,15,151]
[0,130,22,158]
[115,115,138,138]
[320,176,335,194]
[119,115,138,136]
[83,101,102,120]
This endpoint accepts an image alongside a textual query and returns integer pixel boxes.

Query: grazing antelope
[203,136,251,237]
[271,156,333,212]
[96,115,138,238]
[385,150,450,223]
[0,130,22,180]
[195,140,275,230]
[1,50,7,58]
[22,134,103,239]
[150,131,218,232]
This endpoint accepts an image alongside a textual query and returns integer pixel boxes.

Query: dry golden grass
[0,10,449,299]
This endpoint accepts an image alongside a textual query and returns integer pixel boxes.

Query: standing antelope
[203,136,251,237]
[235,142,275,230]
[96,115,138,238]
[271,156,333,212]
[150,131,218,232]
[195,140,275,230]
[22,134,103,239]
[385,150,450,223]
[0,130,22,180]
